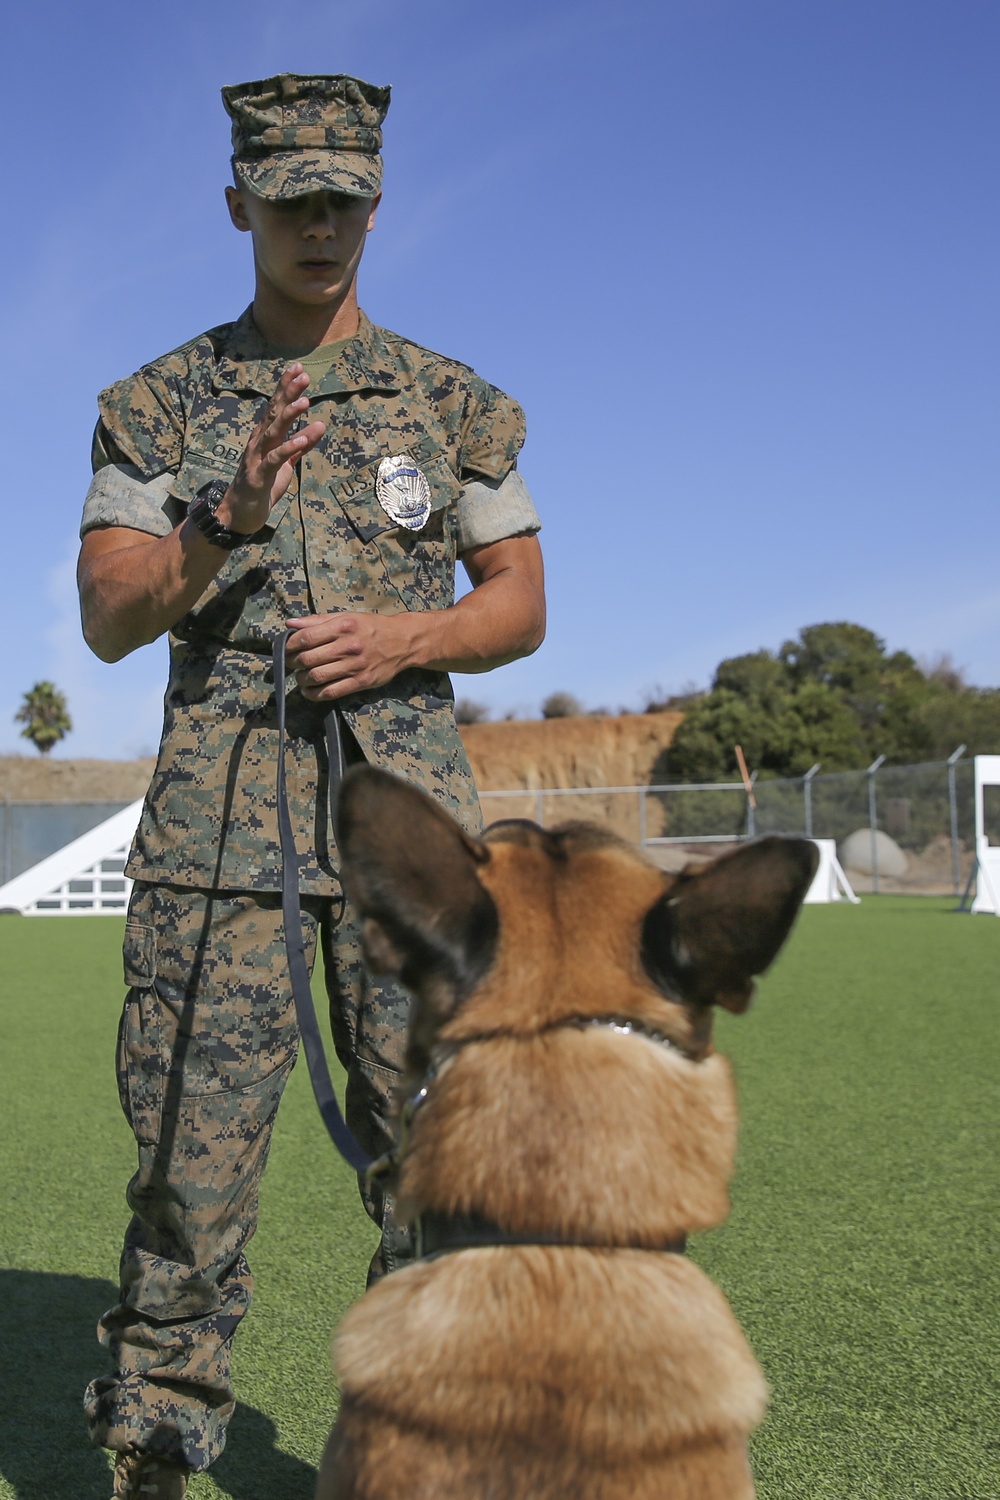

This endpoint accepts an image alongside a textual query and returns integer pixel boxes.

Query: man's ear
[336,766,498,1013]
[225,184,251,232]
[642,837,818,1014]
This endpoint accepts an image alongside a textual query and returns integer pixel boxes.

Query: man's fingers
[299,669,371,702]
[259,420,327,471]
[294,658,360,689]
[292,646,363,686]
[255,367,312,447]
[276,365,310,401]
[284,619,361,665]
[259,393,310,451]
[285,614,351,643]
[288,642,362,681]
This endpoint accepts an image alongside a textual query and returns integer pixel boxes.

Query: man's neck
[251,281,362,351]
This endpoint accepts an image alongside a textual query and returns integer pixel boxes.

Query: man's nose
[303,199,338,236]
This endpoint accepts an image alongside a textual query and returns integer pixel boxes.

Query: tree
[665,674,865,782]
[663,622,1000,782]
[15,682,72,755]
[779,622,922,738]
[541,691,583,719]
[455,698,490,725]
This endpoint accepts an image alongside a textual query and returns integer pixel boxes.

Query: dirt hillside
[459,713,683,791]
[0,756,156,803]
[459,712,684,844]
[1,714,682,806]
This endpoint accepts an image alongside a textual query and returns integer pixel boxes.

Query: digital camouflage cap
[222,73,391,201]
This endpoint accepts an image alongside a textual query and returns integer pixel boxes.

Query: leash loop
[273,629,374,1176]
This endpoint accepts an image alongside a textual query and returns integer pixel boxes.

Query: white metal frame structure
[971,755,1000,915]
[803,839,859,905]
[0,800,142,915]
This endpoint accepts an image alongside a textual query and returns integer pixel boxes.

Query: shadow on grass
[0,1271,316,1500]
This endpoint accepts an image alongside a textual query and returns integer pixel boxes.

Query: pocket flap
[169,449,294,537]
[123,921,156,988]
[337,452,461,541]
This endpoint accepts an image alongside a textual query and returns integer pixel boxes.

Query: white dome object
[839,828,909,878]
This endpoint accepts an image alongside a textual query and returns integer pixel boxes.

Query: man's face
[226,184,381,307]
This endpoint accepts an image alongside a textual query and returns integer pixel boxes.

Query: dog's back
[317,770,817,1499]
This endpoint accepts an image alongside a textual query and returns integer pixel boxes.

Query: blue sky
[2,0,996,757]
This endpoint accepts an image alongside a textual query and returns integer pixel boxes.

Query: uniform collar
[213,307,402,397]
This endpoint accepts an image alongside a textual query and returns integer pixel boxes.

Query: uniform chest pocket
[336,453,462,546]
[170,447,295,539]
[168,445,312,638]
[331,454,463,611]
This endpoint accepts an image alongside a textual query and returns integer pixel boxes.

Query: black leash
[273,630,374,1175]
[273,639,694,1264]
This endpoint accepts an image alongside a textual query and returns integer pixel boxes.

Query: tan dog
[316,767,817,1500]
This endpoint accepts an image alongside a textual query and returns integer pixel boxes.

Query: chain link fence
[479,755,982,896]
[3,757,990,899]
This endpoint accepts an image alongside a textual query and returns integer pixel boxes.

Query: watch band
[187,479,255,550]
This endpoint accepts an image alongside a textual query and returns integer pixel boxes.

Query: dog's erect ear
[336,766,498,1014]
[642,837,818,1014]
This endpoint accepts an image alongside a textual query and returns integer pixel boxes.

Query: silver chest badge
[376,453,432,531]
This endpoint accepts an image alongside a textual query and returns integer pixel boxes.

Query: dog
[316,766,817,1500]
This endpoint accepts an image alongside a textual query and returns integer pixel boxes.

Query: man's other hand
[284,612,416,700]
[284,533,545,703]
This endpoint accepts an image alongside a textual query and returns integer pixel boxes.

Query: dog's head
[337,767,818,1073]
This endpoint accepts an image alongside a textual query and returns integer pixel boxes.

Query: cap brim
[234,150,382,201]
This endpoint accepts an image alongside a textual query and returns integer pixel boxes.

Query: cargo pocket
[116,919,166,1146]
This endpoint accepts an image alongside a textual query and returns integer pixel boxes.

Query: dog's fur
[316,768,818,1500]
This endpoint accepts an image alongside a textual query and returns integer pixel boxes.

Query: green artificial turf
[697,899,1000,1499]
[0,916,374,1500]
[0,898,997,1498]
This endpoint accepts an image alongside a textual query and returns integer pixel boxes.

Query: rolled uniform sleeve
[81,365,186,538]
[455,469,541,552]
[80,464,183,538]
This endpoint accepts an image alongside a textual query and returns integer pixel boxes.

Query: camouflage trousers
[84,879,412,1472]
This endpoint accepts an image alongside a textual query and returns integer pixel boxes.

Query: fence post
[638,786,647,851]
[803,763,820,838]
[734,746,756,839]
[867,755,885,893]
[948,744,967,898]
[535,789,544,827]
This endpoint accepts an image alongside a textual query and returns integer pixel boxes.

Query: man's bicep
[79,525,165,568]
[460,532,544,589]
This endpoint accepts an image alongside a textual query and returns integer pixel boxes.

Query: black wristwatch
[187,479,256,550]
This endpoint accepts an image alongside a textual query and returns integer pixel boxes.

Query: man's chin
[285,279,350,306]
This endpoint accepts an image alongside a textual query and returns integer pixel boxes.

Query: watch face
[189,481,247,548]
[192,479,229,514]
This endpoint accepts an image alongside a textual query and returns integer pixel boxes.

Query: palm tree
[15,682,72,755]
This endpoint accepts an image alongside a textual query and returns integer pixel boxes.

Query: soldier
[77,73,545,1500]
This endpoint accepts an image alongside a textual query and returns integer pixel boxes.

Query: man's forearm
[405,563,545,674]
[79,367,330,663]
[78,522,231,662]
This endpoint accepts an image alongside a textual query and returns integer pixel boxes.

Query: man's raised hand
[216,365,326,533]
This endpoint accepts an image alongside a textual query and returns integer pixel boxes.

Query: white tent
[0,800,142,915]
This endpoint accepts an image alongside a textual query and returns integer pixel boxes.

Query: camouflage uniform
[80,73,539,1473]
